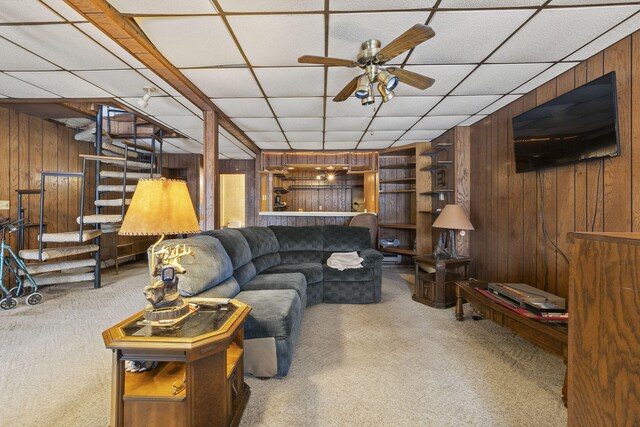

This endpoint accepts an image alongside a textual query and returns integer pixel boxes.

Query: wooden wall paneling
[488,115,498,279]
[536,79,558,295]
[573,62,589,233]
[455,127,470,257]
[57,126,69,236]
[507,99,524,282]
[469,123,481,276]
[633,33,640,231]
[8,110,19,249]
[416,141,432,255]
[521,92,538,288]
[0,108,9,227]
[42,121,58,240]
[603,37,632,232]
[586,52,605,232]
[28,116,43,252]
[496,108,510,277]
[18,114,30,249]
[554,68,577,300]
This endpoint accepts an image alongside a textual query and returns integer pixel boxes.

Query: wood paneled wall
[0,106,96,254]
[162,154,201,219]
[219,159,257,226]
[469,34,640,300]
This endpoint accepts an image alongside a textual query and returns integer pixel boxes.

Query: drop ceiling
[0,1,638,155]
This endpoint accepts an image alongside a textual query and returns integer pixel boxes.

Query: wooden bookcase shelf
[380,245,415,255]
[380,189,415,194]
[379,162,416,170]
[379,177,416,184]
[380,223,416,229]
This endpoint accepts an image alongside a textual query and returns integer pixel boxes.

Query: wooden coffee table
[455,280,568,404]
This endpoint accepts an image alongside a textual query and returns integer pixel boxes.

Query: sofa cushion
[234,262,257,287]
[323,280,376,304]
[242,272,307,308]
[323,264,373,282]
[235,289,302,339]
[265,262,323,285]
[201,229,252,269]
[196,276,240,299]
[323,225,372,258]
[270,226,323,263]
[156,235,233,297]
[252,252,282,275]
[238,227,280,258]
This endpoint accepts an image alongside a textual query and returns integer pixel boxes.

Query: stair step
[39,229,102,243]
[78,214,122,225]
[75,126,112,143]
[95,199,131,207]
[100,226,120,234]
[100,158,153,170]
[97,184,137,193]
[20,244,99,261]
[100,171,160,180]
[31,272,95,286]
[24,258,96,275]
[102,142,139,159]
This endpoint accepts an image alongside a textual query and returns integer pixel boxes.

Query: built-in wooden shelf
[379,246,416,255]
[420,190,453,196]
[273,187,289,194]
[379,223,416,230]
[419,210,441,215]
[379,162,416,170]
[379,189,416,194]
[379,178,416,184]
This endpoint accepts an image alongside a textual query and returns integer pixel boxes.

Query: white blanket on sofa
[327,251,363,271]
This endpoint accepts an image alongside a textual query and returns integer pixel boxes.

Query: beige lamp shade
[119,178,200,236]
[432,204,474,230]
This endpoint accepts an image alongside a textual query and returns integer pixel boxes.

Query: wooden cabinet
[414,255,471,308]
[103,300,252,427]
[567,232,640,427]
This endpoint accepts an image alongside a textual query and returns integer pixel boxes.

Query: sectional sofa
[162,225,383,377]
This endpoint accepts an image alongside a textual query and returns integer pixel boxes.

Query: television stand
[455,280,568,405]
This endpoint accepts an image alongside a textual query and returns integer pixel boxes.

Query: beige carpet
[0,264,567,427]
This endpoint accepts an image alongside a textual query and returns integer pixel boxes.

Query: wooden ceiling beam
[63,0,260,155]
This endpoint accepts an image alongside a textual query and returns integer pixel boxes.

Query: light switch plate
[0,200,9,210]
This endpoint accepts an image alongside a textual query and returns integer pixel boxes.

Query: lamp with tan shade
[119,178,200,325]
[431,204,474,259]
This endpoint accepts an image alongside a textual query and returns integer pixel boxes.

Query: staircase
[18,106,163,289]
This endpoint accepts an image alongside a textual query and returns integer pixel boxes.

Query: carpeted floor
[0,263,567,427]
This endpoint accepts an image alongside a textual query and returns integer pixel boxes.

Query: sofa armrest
[359,248,383,268]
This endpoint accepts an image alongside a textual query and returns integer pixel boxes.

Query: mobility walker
[0,217,42,310]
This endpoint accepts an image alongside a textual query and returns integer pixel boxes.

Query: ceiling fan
[298,24,436,106]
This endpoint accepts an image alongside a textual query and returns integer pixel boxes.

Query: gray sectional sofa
[164,225,383,377]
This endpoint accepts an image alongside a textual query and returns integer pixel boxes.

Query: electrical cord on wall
[590,160,603,232]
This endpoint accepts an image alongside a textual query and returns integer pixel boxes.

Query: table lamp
[431,204,474,259]
[119,178,200,325]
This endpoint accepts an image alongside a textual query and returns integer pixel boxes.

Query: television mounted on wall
[512,71,620,173]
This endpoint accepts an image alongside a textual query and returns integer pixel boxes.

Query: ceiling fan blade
[298,55,358,67]
[333,76,360,102]
[376,24,435,64]
[388,68,435,90]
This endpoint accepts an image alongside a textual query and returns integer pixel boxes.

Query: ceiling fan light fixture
[355,75,370,99]
[377,69,399,91]
[361,93,375,106]
[378,83,395,103]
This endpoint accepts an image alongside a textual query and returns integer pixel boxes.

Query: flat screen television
[513,71,620,173]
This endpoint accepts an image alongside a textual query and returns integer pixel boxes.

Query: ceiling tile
[326,97,377,117]
[550,0,640,4]
[428,95,501,115]
[42,0,86,21]
[181,128,204,142]
[324,141,358,149]
[440,0,545,6]
[478,94,522,115]
[0,72,59,98]
[254,67,325,97]
[174,97,203,117]
[325,117,371,131]
[376,96,442,117]
[163,138,203,154]
[137,69,181,96]
[361,130,404,141]
[327,67,364,97]
[0,24,127,70]
[285,131,323,142]
[228,14,324,66]
[120,95,194,116]
[75,23,145,69]
[8,71,110,97]
[400,129,447,140]
[452,63,551,95]
[358,140,393,149]
[458,115,488,126]
[213,98,273,117]
[290,141,323,150]
[218,0,324,12]
[413,115,468,130]
[245,131,286,143]
[395,65,475,96]
[329,12,430,64]
[232,117,280,132]
[269,97,324,118]
[255,141,290,149]
[1,0,63,22]
[566,12,640,61]
[182,68,262,98]
[278,118,324,132]
[74,70,156,97]
[489,6,640,62]
[0,38,59,71]
[331,0,436,11]
[512,62,579,94]
[325,131,363,142]
[155,115,203,129]
[370,117,419,131]
[136,16,243,67]
[107,0,217,14]
[409,10,535,64]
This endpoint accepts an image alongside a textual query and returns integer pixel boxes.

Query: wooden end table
[413,255,472,308]
[103,299,252,427]
[455,280,568,404]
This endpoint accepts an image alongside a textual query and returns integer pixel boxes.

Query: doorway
[220,174,246,228]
